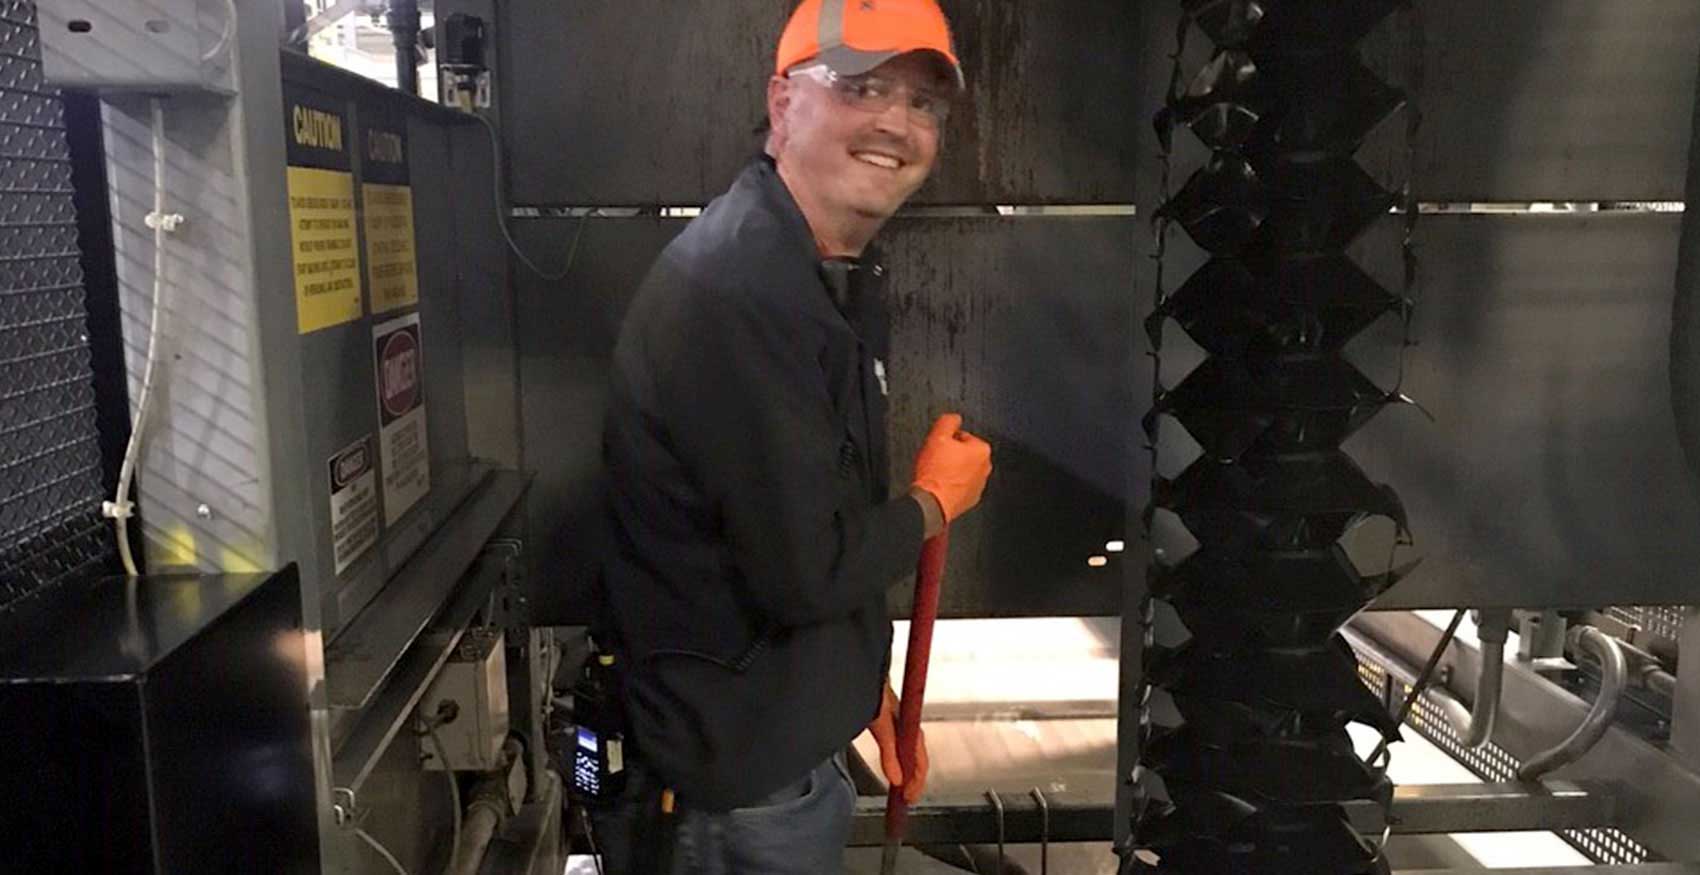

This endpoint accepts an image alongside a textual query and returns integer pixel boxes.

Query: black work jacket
[601,156,923,811]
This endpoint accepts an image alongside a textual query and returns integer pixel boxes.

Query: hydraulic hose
[1517,627,1627,781]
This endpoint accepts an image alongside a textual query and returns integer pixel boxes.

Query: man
[597,0,993,871]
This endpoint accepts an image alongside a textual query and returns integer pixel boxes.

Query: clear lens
[789,65,951,128]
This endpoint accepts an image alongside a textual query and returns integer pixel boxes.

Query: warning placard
[374,312,430,525]
[363,183,418,313]
[288,167,362,333]
[359,115,418,313]
[283,84,361,333]
[327,435,379,575]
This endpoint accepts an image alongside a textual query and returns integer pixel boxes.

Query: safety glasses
[787,64,953,129]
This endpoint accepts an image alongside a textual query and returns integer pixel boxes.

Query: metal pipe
[446,739,525,875]
[1341,627,1473,730]
[1518,627,1627,782]
[282,0,309,50]
[1458,609,1511,749]
[1645,666,1678,698]
[1598,635,1681,701]
[448,802,501,875]
[386,0,421,95]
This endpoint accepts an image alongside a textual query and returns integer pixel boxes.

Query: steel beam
[1365,782,1610,836]
[847,782,1613,847]
[849,790,1110,847]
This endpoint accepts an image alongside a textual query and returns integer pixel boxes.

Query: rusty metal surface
[1351,215,1700,609]
[513,214,1139,622]
[495,0,1140,206]
[881,216,1137,617]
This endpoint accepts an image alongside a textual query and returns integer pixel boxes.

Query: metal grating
[1604,606,1689,644]
[1355,652,1652,865]
[1357,658,1388,692]
[0,0,110,613]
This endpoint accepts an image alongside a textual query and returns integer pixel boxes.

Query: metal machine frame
[32,1,551,872]
[18,0,1700,872]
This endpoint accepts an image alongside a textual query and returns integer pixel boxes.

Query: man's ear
[766,75,790,150]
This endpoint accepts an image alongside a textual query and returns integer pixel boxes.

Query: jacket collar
[748,154,822,266]
[748,155,887,319]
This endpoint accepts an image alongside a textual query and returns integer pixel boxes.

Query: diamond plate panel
[0,1,112,615]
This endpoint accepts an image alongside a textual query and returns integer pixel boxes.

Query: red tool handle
[883,529,951,850]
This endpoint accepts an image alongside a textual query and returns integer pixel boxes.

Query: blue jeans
[591,754,857,875]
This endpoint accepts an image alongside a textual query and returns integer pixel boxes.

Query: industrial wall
[498,0,1145,623]
[485,0,1700,625]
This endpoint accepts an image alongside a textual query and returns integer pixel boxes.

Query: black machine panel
[496,0,1142,206]
[1404,0,1700,202]
[1146,211,1700,611]
[1356,215,1700,609]
[515,214,1140,622]
[0,568,318,874]
[515,217,684,623]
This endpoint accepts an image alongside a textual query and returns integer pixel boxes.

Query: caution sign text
[288,166,362,333]
[364,183,418,312]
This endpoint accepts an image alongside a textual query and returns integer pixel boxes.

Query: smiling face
[767,52,952,240]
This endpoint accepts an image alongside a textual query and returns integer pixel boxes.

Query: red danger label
[377,324,421,422]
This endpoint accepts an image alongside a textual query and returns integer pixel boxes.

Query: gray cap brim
[814,45,966,90]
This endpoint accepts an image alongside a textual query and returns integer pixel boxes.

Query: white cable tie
[102,499,135,520]
[145,211,186,233]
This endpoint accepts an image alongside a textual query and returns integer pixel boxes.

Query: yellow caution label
[292,104,345,152]
[288,166,362,333]
[363,183,419,313]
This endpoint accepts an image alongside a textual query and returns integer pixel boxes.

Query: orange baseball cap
[776,0,965,89]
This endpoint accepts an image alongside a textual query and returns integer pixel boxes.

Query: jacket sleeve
[659,278,924,629]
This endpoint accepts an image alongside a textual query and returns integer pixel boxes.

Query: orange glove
[868,683,929,804]
[912,413,992,523]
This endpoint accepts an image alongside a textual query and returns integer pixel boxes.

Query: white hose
[426,726,463,875]
[353,826,412,875]
[472,112,585,281]
[106,98,181,576]
[1456,609,1511,750]
[200,0,237,62]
